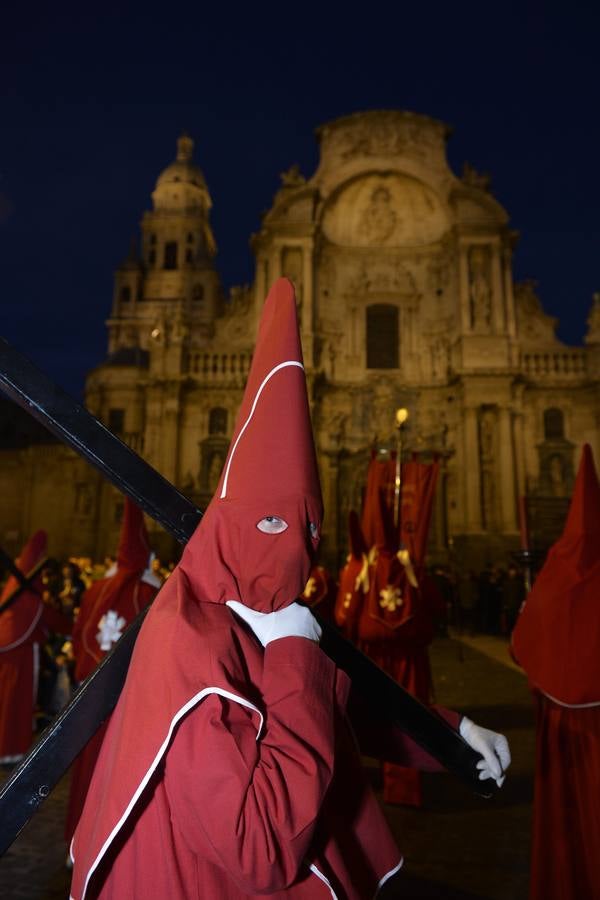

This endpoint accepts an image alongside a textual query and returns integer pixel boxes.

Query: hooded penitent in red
[70,279,457,900]
[65,499,160,844]
[512,444,600,899]
[357,454,440,806]
[0,530,70,762]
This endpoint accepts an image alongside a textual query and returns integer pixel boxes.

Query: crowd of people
[429,561,527,637]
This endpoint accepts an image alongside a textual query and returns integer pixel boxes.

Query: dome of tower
[155,134,207,191]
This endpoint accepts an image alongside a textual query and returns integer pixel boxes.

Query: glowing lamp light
[395,407,409,426]
[151,328,161,339]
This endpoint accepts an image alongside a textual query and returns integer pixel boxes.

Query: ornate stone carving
[468,246,492,332]
[279,164,306,188]
[347,261,416,296]
[461,162,492,192]
[318,111,447,170]
[322,174,448,248]
[514,280,559,343]
[358,187,397,244]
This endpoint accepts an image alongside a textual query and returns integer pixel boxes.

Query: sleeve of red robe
[164,636,337,894]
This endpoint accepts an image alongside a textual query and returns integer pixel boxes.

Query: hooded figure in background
[356,454,442,806]
[512,443,600,900]
[334,510,370,642]
[70,279,509,900]
[0,530,71,764]
[65,498,161,845]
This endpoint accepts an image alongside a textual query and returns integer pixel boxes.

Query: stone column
[502,245,517,338]
[491,246,505,333]
[459,246,472,332]
[301,241,315,368]
[463,404,482,532]
[497,406,517,533]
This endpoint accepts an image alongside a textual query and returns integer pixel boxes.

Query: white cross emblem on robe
[97,610,126,651]
[379,585,403,612]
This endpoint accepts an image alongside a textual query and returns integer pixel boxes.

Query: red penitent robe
[512,444,600,900]
[0,532,71,761]
[70,576,458,900]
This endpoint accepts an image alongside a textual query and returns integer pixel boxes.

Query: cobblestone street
[0,636,534,899]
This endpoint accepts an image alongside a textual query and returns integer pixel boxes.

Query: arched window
[366,305,399,369]
[209,407,227,435]
[185,248,193,263]
[187,233,194,243]
[148,250,156,266]
[119,285,131,303]
[544,408,564,440]
[192,284,204,303]
[150,234,157,245]
[163,242,178,270]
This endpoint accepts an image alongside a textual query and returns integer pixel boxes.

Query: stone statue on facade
[585,292,600,345]
[358,187,397,245]
[469,247,492,332]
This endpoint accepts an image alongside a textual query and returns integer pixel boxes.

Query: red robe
[71,279,459,898]
[0,531,70,761]
[357,459,440,806]
[70,572,458,900]
[65,500,159,844]
[512,444,600,899]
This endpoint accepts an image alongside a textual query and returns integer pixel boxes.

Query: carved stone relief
[322,174,448,248]
[318,112,447,171]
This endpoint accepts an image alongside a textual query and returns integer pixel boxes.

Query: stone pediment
[321,173,449,248]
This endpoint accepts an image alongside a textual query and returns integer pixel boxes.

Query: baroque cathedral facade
[2,111,600,569]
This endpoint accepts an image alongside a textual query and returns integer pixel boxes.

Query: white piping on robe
[309,855,404,899]
[220,360,304,499]
[541,689,600,709]
[310,862,338,898]
[0,603,43,653]
[375,858,404,895]
[71,687,264,900]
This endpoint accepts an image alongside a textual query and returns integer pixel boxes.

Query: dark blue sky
[1,2,599,396]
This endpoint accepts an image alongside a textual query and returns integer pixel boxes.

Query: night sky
[2,3,599,397]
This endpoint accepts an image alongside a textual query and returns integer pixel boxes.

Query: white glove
[459,716,511,787]
[226,600,322,648]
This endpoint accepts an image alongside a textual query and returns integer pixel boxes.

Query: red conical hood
[116,498,151,573]
[0,529,47,603]
[0,529,47,650]
[555,443,600,571]
[179,278,323,612]
[513,444,600,704]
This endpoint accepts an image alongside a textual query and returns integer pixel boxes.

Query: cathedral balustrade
[187,352,251,385]
[521,350,587,379]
